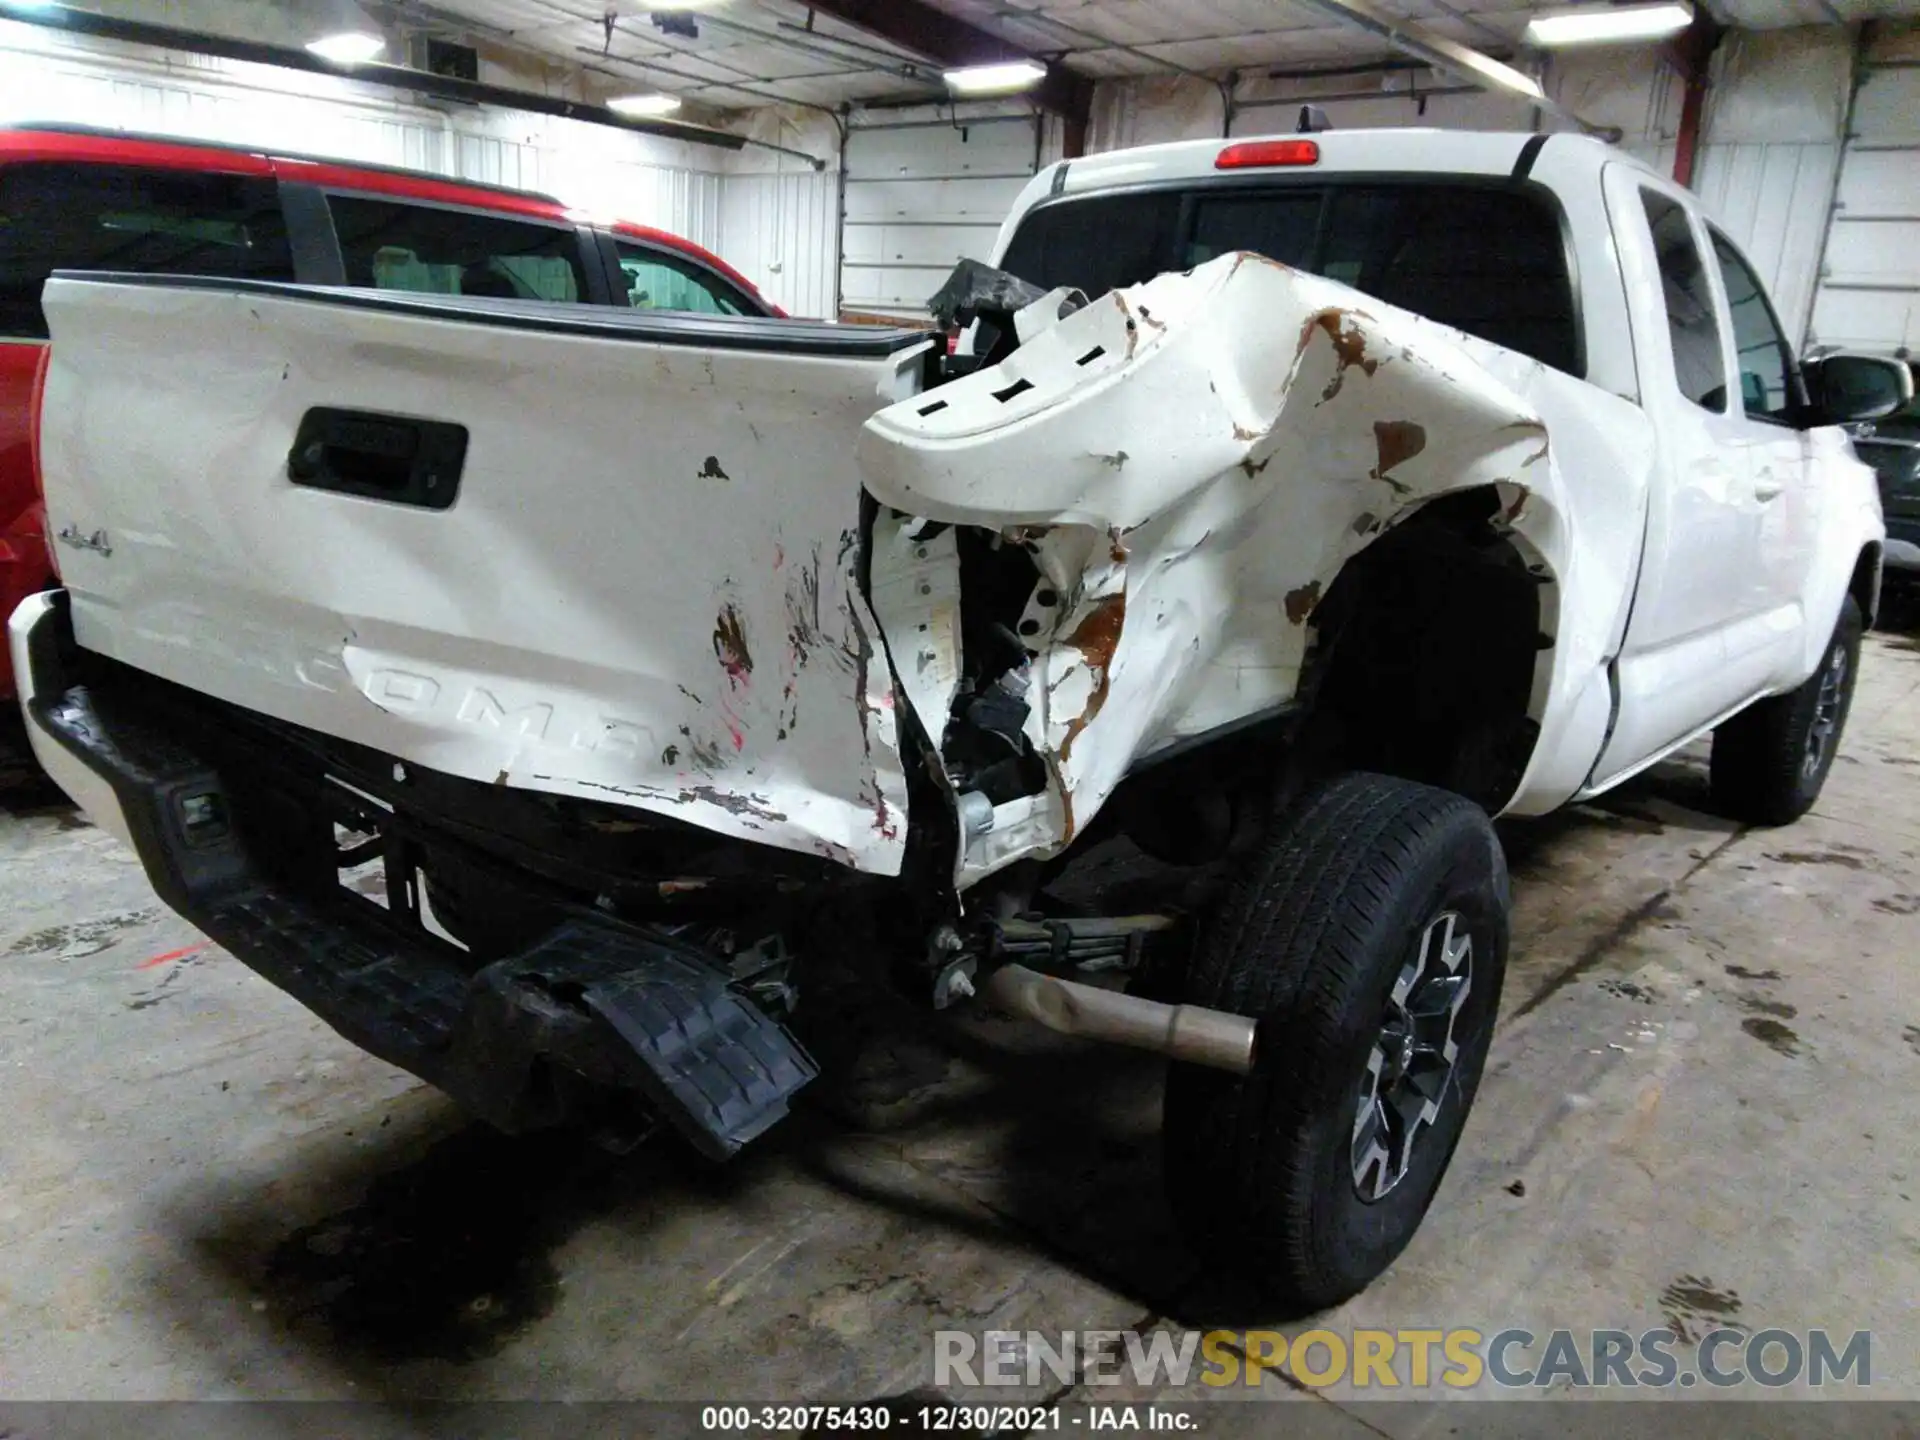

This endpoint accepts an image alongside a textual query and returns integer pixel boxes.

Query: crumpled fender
[858,251,1568,885]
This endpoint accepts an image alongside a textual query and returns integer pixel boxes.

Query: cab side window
[0,162,292,339]
[329,195,585,302]
[1709,230,1797,424]
[614,241,747,315]
[1640,191,1727,412]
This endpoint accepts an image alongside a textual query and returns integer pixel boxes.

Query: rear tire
[1709,595,1862,826]
[1163,772,1508,1312]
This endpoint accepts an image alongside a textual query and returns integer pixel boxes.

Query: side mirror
[1802,353,1914,424]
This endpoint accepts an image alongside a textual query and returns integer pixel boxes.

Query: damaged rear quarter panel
[858,252,1652,886]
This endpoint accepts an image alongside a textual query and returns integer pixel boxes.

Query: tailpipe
[980,964,1257,1075]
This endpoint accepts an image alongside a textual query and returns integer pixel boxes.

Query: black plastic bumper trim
[18,596,815,1154]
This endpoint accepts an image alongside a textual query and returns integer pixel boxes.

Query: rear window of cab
[997,180,1582,379]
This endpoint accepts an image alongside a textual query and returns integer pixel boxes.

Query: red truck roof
[0,124,769,305]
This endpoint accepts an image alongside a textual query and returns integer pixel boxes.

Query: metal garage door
[1807,56,1920,351]
[839,114,1040,319]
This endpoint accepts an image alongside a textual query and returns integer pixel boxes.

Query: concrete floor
[4,629,1920,1435]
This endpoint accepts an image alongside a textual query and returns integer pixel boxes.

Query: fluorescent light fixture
[0,1,65,11]
[608,93,683,116]
[305,30,385,64]
[1525,2,1693,45]
[944,60,1046,94]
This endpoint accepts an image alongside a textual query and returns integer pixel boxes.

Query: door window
[614,241,748,315]
[1709,230,1797,424]
[0,162,292,339]
[329,195,585,302]
[1640,191,1727,412]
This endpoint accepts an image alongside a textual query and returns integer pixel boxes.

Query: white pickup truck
[12,128,1908,1309]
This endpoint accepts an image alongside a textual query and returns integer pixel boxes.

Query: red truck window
[613,239,749,316]
[328,193,587,302]
[0,162,292,338]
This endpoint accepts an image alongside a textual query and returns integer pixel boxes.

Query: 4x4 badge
[56,525,112,558]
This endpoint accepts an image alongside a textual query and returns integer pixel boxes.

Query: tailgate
[38,275,931,874]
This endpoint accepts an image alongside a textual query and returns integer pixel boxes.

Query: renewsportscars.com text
[935,1327,1873,1391]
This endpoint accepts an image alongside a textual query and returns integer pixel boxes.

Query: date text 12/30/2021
[699,1405,1198,1431]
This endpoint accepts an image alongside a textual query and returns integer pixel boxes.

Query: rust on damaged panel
[1299,309,1383,403]
[1058,589,1127,767]
[1284,580,1322,625]
[1371,420,1427,491]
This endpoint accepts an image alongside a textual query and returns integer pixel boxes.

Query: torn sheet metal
[860,250,1627,887]
[37,279,923,874]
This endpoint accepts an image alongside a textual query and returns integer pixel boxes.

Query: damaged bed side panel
[859,252,1650,886]
[39,280,921,874]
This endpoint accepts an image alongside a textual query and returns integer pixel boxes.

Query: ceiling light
[305,30,385,64]
[608,93,683,116]
[944,60,1046,94]
[1525,3,1693,45]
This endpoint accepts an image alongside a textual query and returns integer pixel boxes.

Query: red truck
[0,122,775,700]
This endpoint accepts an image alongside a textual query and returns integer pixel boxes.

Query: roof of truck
[1042,128,1633,202]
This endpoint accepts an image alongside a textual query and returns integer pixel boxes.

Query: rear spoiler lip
[44,270,936,359]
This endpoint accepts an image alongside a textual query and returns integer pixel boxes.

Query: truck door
[1705,225,1816,689]
[1591,172,1783,785]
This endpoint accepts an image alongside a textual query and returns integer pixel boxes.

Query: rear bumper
[9,591,816,1152]
[10,590,133,845]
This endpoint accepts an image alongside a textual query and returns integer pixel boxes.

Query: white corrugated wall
[0,16,727,253]
[1690,28,1851,347]
[719,170,839,319]
[1692,141,1837,347]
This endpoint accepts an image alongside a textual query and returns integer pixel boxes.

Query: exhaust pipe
[981,964,1257,1075]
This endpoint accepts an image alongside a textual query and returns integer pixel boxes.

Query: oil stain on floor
[8,908,161,961]
[259,1127,638,1363]
[1660,1274,1744,1343]
[1741,1016,1801,1057]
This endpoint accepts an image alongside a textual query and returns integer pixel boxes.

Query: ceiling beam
[798,0,1094,132]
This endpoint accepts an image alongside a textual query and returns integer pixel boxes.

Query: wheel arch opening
[1294,486,1556,814]
[1850,542,1882,629]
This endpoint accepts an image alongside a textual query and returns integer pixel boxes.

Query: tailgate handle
[287,408,467,510]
